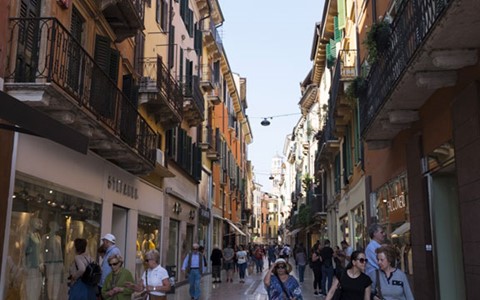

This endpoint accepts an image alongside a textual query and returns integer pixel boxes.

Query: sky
[219,0,325,190]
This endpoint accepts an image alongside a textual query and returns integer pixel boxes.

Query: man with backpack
[99,234,121,298]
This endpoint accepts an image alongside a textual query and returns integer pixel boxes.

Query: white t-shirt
[142,265,169,296]
[236,250,248,264]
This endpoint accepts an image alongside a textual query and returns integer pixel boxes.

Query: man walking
[210,245,223,283]
[99,233,121,296]
[181,243,205,300]
[319,239,334,295]
[365,223,386,277]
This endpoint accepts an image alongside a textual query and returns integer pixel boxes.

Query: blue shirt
[100,245,121,286]
[181,252,204,273]
[365,240,381,275]
[266,275,303,300]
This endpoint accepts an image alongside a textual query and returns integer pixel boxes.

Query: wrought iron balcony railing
[6,17,156,167]
[359,0,451,135]
[139,57,184,123]
[179,75,205,119]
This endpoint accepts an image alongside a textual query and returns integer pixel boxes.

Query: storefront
[3,134,165,299]
[337,177,366,250]
[375,173,412,275]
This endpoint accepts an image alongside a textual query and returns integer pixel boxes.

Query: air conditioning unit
[156,148,165,166]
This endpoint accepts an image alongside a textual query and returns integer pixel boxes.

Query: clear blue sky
[220,0,325,190]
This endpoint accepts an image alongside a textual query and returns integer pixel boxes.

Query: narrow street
[167,260,325,300]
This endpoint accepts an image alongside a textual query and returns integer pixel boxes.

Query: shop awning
[391,222,410,237]
[224,218,246,236]
[0,91,89,154]
[287,228,303,236]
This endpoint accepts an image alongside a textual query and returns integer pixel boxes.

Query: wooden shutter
[16,0,41,82]
[168,26,175,69]
[67,7,84,92]
[194,26,203,56]
[337,0,346,29]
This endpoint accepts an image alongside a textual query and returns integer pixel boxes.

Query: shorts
[224,261,234,270]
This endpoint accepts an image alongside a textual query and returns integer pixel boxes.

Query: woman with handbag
[67,238,97,300]
[264,258,303,300]
[101,255,134,300]
[126,250,170,300]
[370,245,414,300]
[325,251,372,300]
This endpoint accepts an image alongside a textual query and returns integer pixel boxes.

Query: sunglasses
[144,258,153,263]
[356,258,368,264]
[276,265,287,269]
[109,262,120,267]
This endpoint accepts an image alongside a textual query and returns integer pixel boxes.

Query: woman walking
[264,258,303,300]
[311,243,323,295]
[101,255,134,300]
[370,245,414,300]
[67,238,97,300]
[325,251,372,300]
[236,245,248,283]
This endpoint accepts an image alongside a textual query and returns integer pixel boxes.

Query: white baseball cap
[102,233,116,244]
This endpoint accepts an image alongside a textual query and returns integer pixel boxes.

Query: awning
[391,222,410,237]
[0,91,89,154]
[288,228,303,236]
[224,218,246,236]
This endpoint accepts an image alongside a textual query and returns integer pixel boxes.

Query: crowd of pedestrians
[66,224,414,300]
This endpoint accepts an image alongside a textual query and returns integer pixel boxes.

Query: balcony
[199,64,214,92]
[359,0,479,149]
[179,76,205,127]
[206,84,221,105]
[330,50,357,133]
[5,18,156,174]
[203,17,224,60]
[201,126,220,160]
[138,57,183,129]
[99,0,145,42]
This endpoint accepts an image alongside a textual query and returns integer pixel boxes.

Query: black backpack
[77,256,102,286]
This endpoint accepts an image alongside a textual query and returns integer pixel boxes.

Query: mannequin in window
[148,233,156,250]
[24,217,44,300]
[42,221,63,300]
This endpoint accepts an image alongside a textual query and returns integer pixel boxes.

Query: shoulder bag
[375,269,384,300]
[332,272,343,300]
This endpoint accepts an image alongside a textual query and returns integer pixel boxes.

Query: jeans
[255,257,264,272]
[188,269,201,300]
[238,263,247,279]
[297,264,306,283]
[321,265,334,294]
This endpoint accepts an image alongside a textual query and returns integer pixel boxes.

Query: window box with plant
[364,20,392,64]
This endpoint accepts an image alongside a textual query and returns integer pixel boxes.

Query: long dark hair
[345,250,363,270]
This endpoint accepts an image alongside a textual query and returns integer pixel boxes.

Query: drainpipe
[372,0,377,23]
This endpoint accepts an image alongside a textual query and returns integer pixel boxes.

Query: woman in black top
[325,250,372,300]
[311,243,323,295]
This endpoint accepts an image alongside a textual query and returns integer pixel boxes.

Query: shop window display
[7,178,101,300]
[136,214,161,281]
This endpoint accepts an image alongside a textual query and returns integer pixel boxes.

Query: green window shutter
[354,107,361,163]
[194,27,203,56]
[337,0,346,29]
[334,16,342,42]
[334,154,341,193]
[168,25,175,69]
[179,48,184,82]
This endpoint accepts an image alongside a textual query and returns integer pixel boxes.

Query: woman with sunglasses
[264,258,303,300]
[126,250,171,300]
[325,251,372,300]
[101,255,134,300]
[370,245,414,300]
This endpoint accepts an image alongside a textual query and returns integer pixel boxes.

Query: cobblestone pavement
[166,259,327,300]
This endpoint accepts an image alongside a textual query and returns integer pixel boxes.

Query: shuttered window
[337,0,346,29]
[16,0,41,82]
[168,26,175,68]
[67,7,84,92]
[90,35,119,119]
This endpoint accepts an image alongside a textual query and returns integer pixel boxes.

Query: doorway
[428,166,466,299]
[112,205,128,259]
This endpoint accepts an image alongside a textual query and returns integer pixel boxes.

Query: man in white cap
[99,233,121,294]
[181,243,205,300]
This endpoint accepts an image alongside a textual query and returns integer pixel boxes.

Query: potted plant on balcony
[345,76,368,104]
[364,20,391,64]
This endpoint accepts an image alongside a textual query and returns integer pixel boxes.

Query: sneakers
[314,291,319,295]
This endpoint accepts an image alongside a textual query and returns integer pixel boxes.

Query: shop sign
[107,175,139,200]
[199,206,211,224]
[387,193,406,212]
